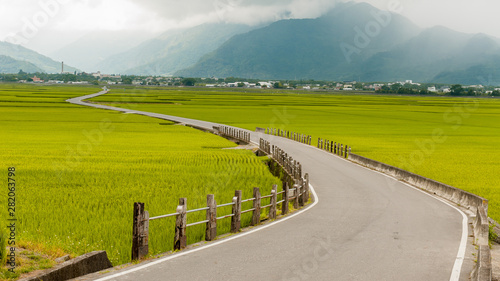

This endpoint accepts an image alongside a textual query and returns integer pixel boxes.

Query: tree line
[376,83,500,97]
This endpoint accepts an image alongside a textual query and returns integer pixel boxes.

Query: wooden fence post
[345,145,348,158]
[303,173,310,204]
[293,184,300,209]
[206,194,217,241]
[231,190,242,233]
[292,162,296,179]
[334,142,337,154]
[270,185,277,220]
[174,198,187,250]
[282,182,289,215]
[252,187,261,226]
[341,144,344,157]
[132,202,149,261]
[298,178,304,207]
[330,141,334,153]
[317,138,320,148]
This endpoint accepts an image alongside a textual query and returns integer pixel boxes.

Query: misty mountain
[176,2,500,84]
[432,56,500,85]
[51,31,156,73]
[0,55,43,73]
[96,23,254,75]
[360,27,500,83]
[176,2,421,80]
[0,41,78,74]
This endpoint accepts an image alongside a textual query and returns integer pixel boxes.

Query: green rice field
[0,84,280,275]
[91,87,500,222]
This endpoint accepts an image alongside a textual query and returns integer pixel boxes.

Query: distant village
[3,71,499,96]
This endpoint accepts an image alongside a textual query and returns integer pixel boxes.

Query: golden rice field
[91,87,500,222]
[0,84,280,278]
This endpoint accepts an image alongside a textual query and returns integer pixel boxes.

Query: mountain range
[50,30,156,73]
[177,2,500,84]
[0,41,78,74]
[95,23,254,76]
[2,1,500,85]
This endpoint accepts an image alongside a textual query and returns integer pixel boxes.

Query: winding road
[68,90,474,281]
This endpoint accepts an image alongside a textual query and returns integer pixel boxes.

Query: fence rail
[266,127,312,145]
[317,138,351,159]
[131,137,310,261]
[215,125,251,143]
[264,127,351,159]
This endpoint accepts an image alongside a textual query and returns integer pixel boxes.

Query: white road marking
[94,184,319,281]
[73,92,468,281]
[305,143,468,280]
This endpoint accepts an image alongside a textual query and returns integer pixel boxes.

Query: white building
[259,82,273,88]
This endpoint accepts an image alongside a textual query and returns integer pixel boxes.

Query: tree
[390,83,402,92]
[182,78,196,86]
[491,90,500,97]
[122,77,133,85]
[237,82,245,87]
[450,84,464,96]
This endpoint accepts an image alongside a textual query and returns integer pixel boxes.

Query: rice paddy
[0,84,280,275]
[1,84,499,279]
[91,87,500,222]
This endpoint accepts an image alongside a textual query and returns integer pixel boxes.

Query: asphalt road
[68,90,473,281]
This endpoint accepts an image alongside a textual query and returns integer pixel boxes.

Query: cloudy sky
[1,0,499,55]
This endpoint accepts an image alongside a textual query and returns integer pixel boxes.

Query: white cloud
[359,0,500,37]
[1,0,500,55]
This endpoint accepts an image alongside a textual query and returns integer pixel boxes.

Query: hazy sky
[1,0,499,55]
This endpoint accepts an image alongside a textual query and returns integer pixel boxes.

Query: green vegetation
[92,87,500,222]
[0,84,280,270]
[490,224,498,243]
[0,247,55,280]
[0,227,6,266]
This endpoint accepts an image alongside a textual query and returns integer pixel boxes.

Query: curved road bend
[68,91,473,281]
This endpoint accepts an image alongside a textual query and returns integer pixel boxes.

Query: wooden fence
[317,138,351,159]
[215,125,251,143]
[131,138,310,261]
[264,128,350,158]
[266,127,312,145]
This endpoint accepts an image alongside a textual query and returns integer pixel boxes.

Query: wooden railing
[266,127,312,145]
[215,125,251,143]
[264,127,351,159]
[317,138,351,159]
[131,138,310,261]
